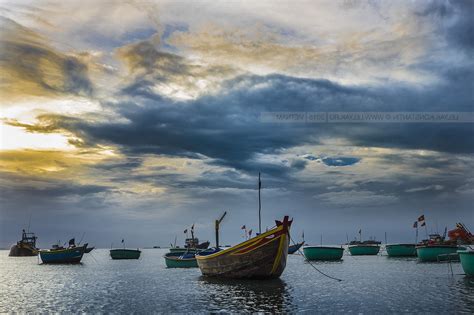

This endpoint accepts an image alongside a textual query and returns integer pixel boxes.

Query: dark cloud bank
[1,2,473,247]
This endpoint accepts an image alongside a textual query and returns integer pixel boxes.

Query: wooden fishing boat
[385,244,417,257]
[9,229,38,257]
[39,243,87,264]
[196,216,292,279]
[110,249,141,260]
[164,252,198,268]
[288,242,304,255]
[303,246,344,261]
[458,250,474,276]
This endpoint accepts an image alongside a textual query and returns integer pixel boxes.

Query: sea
[1,249,473,313]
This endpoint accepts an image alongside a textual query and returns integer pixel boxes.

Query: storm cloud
[0,1,473,248]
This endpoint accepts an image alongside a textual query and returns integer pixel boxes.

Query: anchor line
[87,251,99,264]
[289,234,343,282]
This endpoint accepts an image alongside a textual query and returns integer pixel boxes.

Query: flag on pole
[413,221,418,228]
[241,225,246,230]
[121,239,124,243]
[418,215,425,222]
[183,229,188,234]
[302,230,304,239]
[248,229,252,237]
[421,221,426,227]
[358,229,362,234]
[191,224,194,231]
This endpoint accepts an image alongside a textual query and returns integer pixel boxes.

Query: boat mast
[215,211,227,248]
[258,172,262,234]
[191,224,195,249]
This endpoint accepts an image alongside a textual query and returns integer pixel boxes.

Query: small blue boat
[39,243,87,264]
[288,242,304,254]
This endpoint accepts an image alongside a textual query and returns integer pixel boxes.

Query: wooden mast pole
[215,211,227,248]
[258,172,262,234]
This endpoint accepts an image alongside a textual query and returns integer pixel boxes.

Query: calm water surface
[1,249,473,313]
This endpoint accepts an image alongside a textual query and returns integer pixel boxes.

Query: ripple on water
[1,250,473,312]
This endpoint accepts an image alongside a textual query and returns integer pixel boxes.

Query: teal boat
[416,245,465,262]
[386,244,416,257]
[347,239,381,256]
[458,250,474,276]
[40,244,87,264]
[303,246,344,261]
[348,244,380,255]
[164,252,198,268]
[110,249,141,260]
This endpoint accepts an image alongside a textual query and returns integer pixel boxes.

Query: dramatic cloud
[0,17,93,100]
[0,1,473,247]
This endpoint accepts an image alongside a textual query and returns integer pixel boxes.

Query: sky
[0,0,473,249]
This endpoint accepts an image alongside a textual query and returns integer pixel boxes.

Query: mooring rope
[289,234,343,282]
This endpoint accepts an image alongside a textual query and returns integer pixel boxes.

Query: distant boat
[110,249,141,260]
[348,240,381,256]
[196,216,292,279]
[169,238,209,251]
[385,244,417,257]
[39,243,87,264]
[187,239,210,250]
[9,229,38,257]
[288,242,304,254]
[303,246,344,261]
[85,246,95,253]
[416,244,464,262]
[416,233,467,262]
[164,252,198,268]
[458,249,474,276]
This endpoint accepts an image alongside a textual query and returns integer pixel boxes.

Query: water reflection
[197,277,295,313]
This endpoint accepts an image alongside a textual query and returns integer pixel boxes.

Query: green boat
[386,244,417,257]
[348,244,380,255]
[416,245,464,262]
[303,246,344,261]
[110,249,141,260]
[164,252,198,268]
[458,250,474,276]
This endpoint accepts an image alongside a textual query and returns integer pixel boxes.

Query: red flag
[413,221,418,228]
[241,225,246,229]
[421,221,426,227]
[418,215,425,222]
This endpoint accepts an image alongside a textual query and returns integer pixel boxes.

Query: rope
[290,234,343,282]
[87,251,99,264]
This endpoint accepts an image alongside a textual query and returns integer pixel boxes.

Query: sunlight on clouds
[1,97,104,121]
[0,122,73,151]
